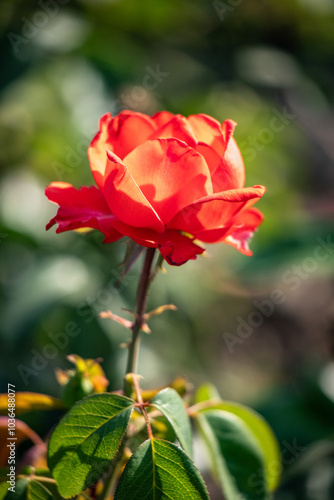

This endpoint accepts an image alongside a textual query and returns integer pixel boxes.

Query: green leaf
[201,401,281,491]
[47,393,134,498]
[151,388,193,457]
[0,482,8,500]
[114,438,209,499]
[195,410,269,500]
[3,478,54,500]
[27,481,54,500]
[195,383,220,404]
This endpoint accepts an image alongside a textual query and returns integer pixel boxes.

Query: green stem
[149,252,165,283]
[17,475,56,484]
[124,247,156,393]
[97,447,125,500]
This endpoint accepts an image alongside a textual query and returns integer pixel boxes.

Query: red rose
[46,111,265,265]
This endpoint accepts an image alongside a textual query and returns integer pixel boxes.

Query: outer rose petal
[211,137,245,192]
[45,182,122,243]
[224,207,264,255]
[196,208,264,256]
[168,185,266,233]
[225,231,256,256]
[189,117,245,192]
[88,113,112,190]
[122,138,213,223]
[131,230,205,266]
[100,220,205,266]
[103,151,164,233]
[158,232,205,266]
[88,111,156,188]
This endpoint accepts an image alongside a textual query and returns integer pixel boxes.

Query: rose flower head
[46,111,265,265]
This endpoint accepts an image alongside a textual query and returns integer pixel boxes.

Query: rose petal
[224,207,264,255]
[131,230,205,266]
[88,111,156,188]
[195,207,264,243]
[122,138,213,223]
[158,231,205,266]
[195,207,264,256]
[103,151,165,233]
[88,113,113,190]
[108,111,156,158]
[45,182,122,243]
[225,231,254,255]
[194,119,245,192]
[187,114,226,157]
[221,119,237,145]
[152,111,175,128]
[195,143,221,173]
[230,206,264,229]
[211,137,245,192]
[149,115,197,148]
[168,185,266,233]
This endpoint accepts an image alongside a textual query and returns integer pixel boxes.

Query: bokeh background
[1,0,334,498]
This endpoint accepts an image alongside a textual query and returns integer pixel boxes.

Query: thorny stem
[132,373,153,439]
[99,383,154,499]
[124,247,156,395]
[100,250,158,499]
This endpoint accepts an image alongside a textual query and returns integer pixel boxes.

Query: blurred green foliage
[0,0,334,498]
